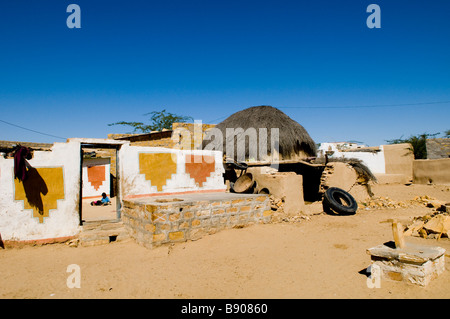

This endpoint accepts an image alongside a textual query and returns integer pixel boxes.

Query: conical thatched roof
[202,105,317,162]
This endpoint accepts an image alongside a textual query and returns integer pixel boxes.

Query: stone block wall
[121,194,271,249]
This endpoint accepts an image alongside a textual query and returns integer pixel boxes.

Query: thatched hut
[202,105,317,162]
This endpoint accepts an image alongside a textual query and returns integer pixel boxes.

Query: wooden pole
[392,219,406,249]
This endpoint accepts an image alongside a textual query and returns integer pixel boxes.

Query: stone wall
[122,193,271,249]
[426,138,450,159]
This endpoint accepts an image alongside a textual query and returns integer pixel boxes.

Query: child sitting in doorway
[91,192,111,206]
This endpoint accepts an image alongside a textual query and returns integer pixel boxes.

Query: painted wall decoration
[82,157,111,198]
[185,155,215,187]
[139,153,177,192]
[87,165,105,191]
[14,167,65,223]
[0,141,81,242]
[119,144,226,198]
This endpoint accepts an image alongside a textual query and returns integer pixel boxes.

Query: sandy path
[1,184,450,299]
[81,197,117,221]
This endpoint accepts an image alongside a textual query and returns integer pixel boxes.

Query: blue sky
[0,0,449,146]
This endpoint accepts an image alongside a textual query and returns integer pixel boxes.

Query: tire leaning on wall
[323,187,358,215]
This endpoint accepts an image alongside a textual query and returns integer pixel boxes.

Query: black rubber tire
[323,187,358,215]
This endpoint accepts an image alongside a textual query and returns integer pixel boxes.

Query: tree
[386,132,439,159]
[444,129,450,138]
[108,110,193,133]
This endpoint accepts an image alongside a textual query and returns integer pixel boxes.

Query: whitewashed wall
[318,142,386,174]
[0,141,81,241]
[119,144,226,199]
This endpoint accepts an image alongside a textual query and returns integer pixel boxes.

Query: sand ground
[1,184,450,299]
[81,197,117,222]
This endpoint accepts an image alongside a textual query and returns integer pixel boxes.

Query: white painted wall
[119,144,226,198]
[318,142,386,174]
[0,140,226,241]
[82,157,110,198]
[0,141,81,241]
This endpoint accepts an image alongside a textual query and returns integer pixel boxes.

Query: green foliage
[386,132,439,159]
[108,110,193,133]
[445,129,450,138]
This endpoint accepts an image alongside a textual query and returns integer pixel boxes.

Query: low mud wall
[413,158,450,185]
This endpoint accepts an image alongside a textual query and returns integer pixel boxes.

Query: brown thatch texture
[202,105,316,161]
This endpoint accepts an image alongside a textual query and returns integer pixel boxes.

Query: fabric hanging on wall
[13,146,32,182]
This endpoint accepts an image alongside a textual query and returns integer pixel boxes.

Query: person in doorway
[91,193,111,206]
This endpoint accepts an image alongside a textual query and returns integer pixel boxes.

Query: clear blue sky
[0,0,449,146]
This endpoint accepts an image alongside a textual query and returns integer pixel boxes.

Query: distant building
[317,142,369,158]
[426,138,450,159]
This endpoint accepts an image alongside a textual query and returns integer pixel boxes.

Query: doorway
[79,142,123,225]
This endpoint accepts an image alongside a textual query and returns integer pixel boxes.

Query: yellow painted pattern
[139,153,177,192]
[14,167,65,223]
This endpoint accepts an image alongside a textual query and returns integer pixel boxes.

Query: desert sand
[1,184,450,299]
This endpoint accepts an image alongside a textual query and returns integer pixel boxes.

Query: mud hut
[203,105,317,162]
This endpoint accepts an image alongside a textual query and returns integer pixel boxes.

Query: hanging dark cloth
[13,146,32,182]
